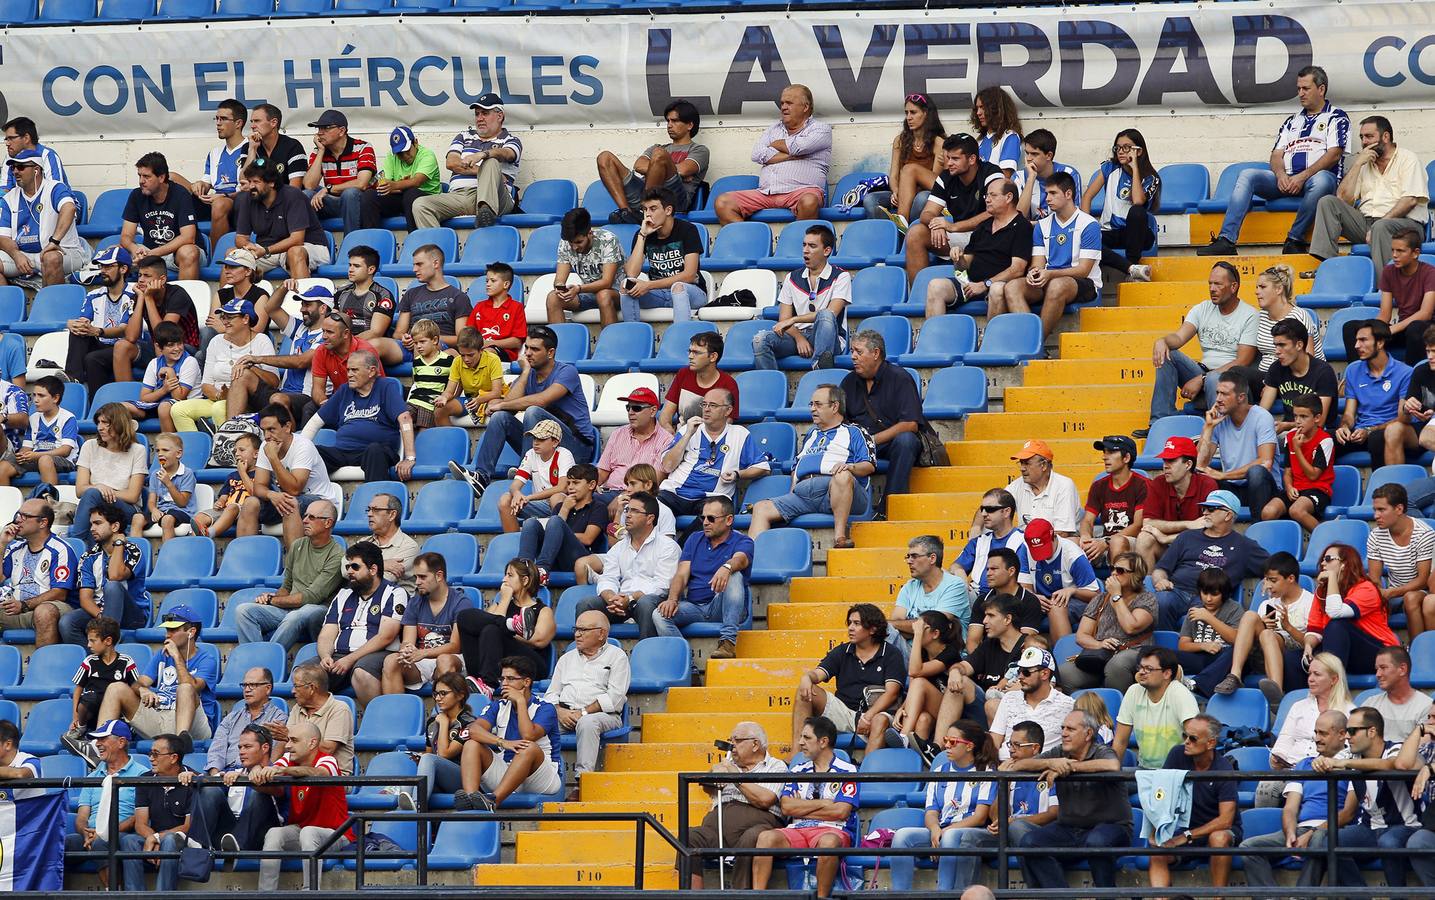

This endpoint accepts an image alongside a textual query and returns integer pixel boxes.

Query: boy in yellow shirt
[436,327,505,424]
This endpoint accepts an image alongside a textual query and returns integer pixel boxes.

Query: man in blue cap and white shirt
[64,718,149,885]
[1151,489,1270,631]
[65,245,139,395]
[0,147,90,287]
[247,279,331,425]
[96,603,220,742]
[378,125,441,232]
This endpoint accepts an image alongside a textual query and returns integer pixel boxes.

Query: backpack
[206,414,262,469]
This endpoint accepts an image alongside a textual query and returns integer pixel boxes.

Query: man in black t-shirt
[791,602,904,750]
[968,548,1044,648]
[233,163,331,279]
[1259,317,1338,431]
[119,152,201,281]
[925,177,1033,318]
[239,102,308,187]
[119,733,194,891]
[1386,326,1435,454]
[117,256,201,363]
[620,187,707,322]
[903,133,1004,283]
[934,594,1025,735]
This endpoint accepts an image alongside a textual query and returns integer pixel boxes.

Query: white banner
[0,0,1433,139]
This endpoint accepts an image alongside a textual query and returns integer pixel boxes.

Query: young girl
[864,94,946,224]
[971,86,1023,176]
[413,671,476,807]
[1073,691,1116,745]
[454,558,556,697]
[1082,128,1162,283]
[405,318,456,430]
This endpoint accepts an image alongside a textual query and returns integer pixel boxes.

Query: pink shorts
[779,826,851,849]
[724,187,824,217]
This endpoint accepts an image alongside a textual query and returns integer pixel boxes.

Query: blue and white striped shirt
[79,285,139,347]
[793,423,873,492]
[1014,162,1083,220]
[1033,209,1104,290]
[0,144,67,192]
[659,423,769,501]
[1274,101,1351,179]
[980,131,1022,173]
[925,761,997,827]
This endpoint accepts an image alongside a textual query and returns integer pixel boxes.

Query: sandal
[832,537,855,549]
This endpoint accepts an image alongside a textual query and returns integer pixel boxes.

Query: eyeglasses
[365,506,397,514]
[808,400,834,408]
[432,689,454,698]
[12,512,42,521]
[1112,566,1131,575]
[625,404,650,413]
[498,675,528,683]
[1181,732,1204,743]
[700,402,731,410]
[1136,665,1163,673]
[1006,739,1039,749]
[302,513,334,521]
[728,736,759,744]
[979,505,1004,514]
[1113,143,1137,153]
[573,625,602,634]
[239,681,271,689]
[701,514,729,523]
[903,552,933,560]
[149,749,178,758]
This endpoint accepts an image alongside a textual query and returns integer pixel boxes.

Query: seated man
[119,731,193,892]
[749,716,859,898]
[1212,551,1313,699]
[541,610,631,787]
[1353,229,1435,367]
[1135,437,1219,570]
[547,208,622,326]
[753,225,850,371]
[1003,439,1082,535]
[0,498,77,647]
[682,720,787,889]
[932,595,1027,735]
[241,404,335,548]
[597,99,708,223]
[1147,263,1257,426]
[62,501,152,645]
[353,491,421,591]
[233,498,344,649]
[575,492,681,636]
[382,550,471,694]
[96,603,219,742]
[63,720,147,885]
[331,246,399,364]
[184,722,282,854]
[376,126,441,232]
[1336,319,1415,462]
[65,246,139,396]
[390,244,471,356]
[903,133,1005,282]
[1311,115,1427,266]
[1151,489,1268,631]
[1018,172,1101,337]
[0,147,89,287]
[951,489,1031,596]
[841,329,929,510]
[790,603,903,749]
[304,350,416,484]
[1114,645,1200,769]
[926,176,1032,319]
[413,94,521,230]
[659,333,738,433]
[119,152,200,281]
[1011,128,1082,221]
[657,387,768,520]
[748,385,874,550]
[244,280,330,426]
[1365,646,1434,740]
[177,97,247,243]
[714,85,830,224]
[252,720,354,891]
[1365,484,1435,637]
[301,109,378,235]
[315,542,406,705]
[1079,435,1148,563]
[202,666,286,778]
[233,162,331,279]
[1260,317,1339,434]
[272,663,355,775]
[1196,370,1280,516]
[888,534,970,660]
[987,646,1073,755]
[659,496,754,660]
[458,654,564,810]
[620,188,707,322]
[1148,713,1240,891]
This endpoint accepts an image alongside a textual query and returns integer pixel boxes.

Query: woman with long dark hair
[862,93,946,223]
[1082,128,1162,283]
[1304,542,1399,675]
[880,610,962,751]
[455,557,556,696]
[970,86,1022,176]
[888,718,997,892]
[414,671,475,806]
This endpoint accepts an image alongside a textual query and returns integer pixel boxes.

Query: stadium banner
[0,792,67,891]
[1,0,1432,139]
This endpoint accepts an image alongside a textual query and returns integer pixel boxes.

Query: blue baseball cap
[216,298,257,326]
[1198,490,1241,513]
[298,284,334,307]
[89,719,133,740]
[94,245,132,267]
[390,126,415,153]
[5,148,42,167]
[160,604,202,628]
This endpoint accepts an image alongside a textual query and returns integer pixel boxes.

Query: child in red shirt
[1263,394,1333,532]
[466,261,527,362]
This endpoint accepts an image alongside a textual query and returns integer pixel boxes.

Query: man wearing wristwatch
[303,350,416,484]
[413,93,522,230]
[1395,706,1435,886]
[232,162,331,279]
[0,148,91,287]
[659,495,754,660]
[924,176,1033,321]
[1148,712,1239,890]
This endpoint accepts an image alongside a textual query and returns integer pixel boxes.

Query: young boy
[62,615,139,756]
[128,321,201,432]
[1012,128,1082,220]
[499,419,575,533]
[404,318,456,430]
[465,262,527,363]
[193,432,260,537]
[436,327,504,425]
[516,463,610,585]
[1178,568,1244,695]
[0,375,78,487]
[136,433,197,540]
[1263,394,1334,532]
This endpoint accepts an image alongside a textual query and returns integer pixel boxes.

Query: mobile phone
[623,278,639,292]
[713,739,733,753]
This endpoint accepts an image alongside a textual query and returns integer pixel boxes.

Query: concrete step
[1079,306,1187,333]
[738,629,843,659]
[515,827,677,864]
[1185,211,1301,246]
[767,602,853,631]
[1003,383,1149,412]
[1148,250,1316,283]
[602,742,769,773]
[942,439,1097,467]
[1057,330,1166,359]
[705,657,817,686]
[640,711,791,744]
[575,771,694,804]
[826,546,912,577]
[962,410,1147,441]
[663,684,794,714]
[789,575,906,603]
[849,518,973,548]
[535,800,707,832]
[887,491,986,522]
[474,862,678,888]
[1021,358,1157,388]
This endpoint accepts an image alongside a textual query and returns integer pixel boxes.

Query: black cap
[307,109,348,129]
[1093,435,1138,457]
[469,93,503,111]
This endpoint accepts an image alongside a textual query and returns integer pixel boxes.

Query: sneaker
[1281,238,1310,255]
[452,790,473,811]
[476,204,498,228]
[607,207,642,225]
[910,735,937,766]
[467,675,494,699]
[1258,677,1284,709]
[537,566,550,587]
[518,603,541,640]
[220,832,241,871]
[1181,676,1198,694]
[396,790,417,811]
[472,790,497,813]
[194,416,217,437]
[1127,264,1152,282]
[710,639,736,660]
[62,732,101,768]
[879,206,909,234]
[1213,674,1242,695]
[449,460,488,497]
[883,727,908,750]
[1195,236,1238,257]
[813,352,834,371]
[32,361,68,379]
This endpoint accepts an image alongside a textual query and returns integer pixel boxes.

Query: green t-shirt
[382,146,441,195]
[1117,680,1199,769]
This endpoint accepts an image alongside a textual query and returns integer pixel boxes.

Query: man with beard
[243,281,331,425]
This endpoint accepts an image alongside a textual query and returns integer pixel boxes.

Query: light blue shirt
[77,756,150,825]
[1211,405,1280,486]
[894,572,972,637]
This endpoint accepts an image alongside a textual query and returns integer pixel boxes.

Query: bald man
[685,719,788,888]
[542,610,631,792]
[252,719,353,890]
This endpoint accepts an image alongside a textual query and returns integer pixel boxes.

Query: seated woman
[414,671,475,808]
[863,94,945,225]
[1305,542,1399,677]
[1080,128,1160,283]
[69,403,147,546]
[455,558,556,697]
[1176,568,1245,696]
[1259,650,1352,806]
[880,611,963,751]
[1072,690,1116,745]
[1056,551,1157,692]
[888,719,997,892]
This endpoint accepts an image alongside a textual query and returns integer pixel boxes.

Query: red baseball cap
[1156,436,1198,460]
[619,387,659,407]
[1025,518,1056,562]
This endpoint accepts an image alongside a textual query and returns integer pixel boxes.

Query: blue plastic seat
[116,641,154,669]
[746,422,797,473]
[38,0,95,20]
[421,531,478,578]
[1273,688,1309,733]
[847,265,906,318]
[502,179,578,228]
[0,287,22,326]
[511,224,562,276]
[732,369,787,423]
[1205,688,1271,732]
[274,0,328,13]
[899,315,977,367]
[818,170,886,221]
[380,228,458,277]
[147,535,216,590]
[922,366,988,420]
[354,695,426,751]
[205,587,263,644]
[637,320,717,373]
[0,0,38,22]
[831,219,899,269]
[41,752,87,810]
[856,747,923,808]
[1135,415,1206,470]
[14,284,85,335]
[1227,745,1270,807]
[580,179,620,222]
[548,322,591,364]
[1296,256,1376,309]
[1346,464,1428,519]
[714,319,770,371]
[81,382,143,432]
[706,222,772,272]
[576,322,654,374]
[155,0,210,15]
[750,527,813,583]
[1156,163,1211,214]
[1241,520,1303,561]
[553,585,597,640]
[687,175,759,225]
[208,534,284,589]
[333,481,408,535]
[1194,162,1269,214]
[1299,520,1371,575]
[459,531,519,588]
[1410,632,1435,688]
[333,0,387,9]
[895,265,960,316]
[775,369,844,423]
[406,427,468,481]
[0,646,20,689]
[98,0,154,19]
[19,699,72,755]
[1071,687,1123,721]
[628,636,692,692]
[448,226,522,276]
[348,750,417,811]
[316,228,397,278]
[965,313,1044,366]
[216,0,272,13]
[58,382,87,421]
[215,642,286,699]
[135,588,219,642]
[840,315,910,365]
[1323,307,1376,362]
[765,220,832,270]
[429,819,501,869]
[404,479,473,533]
[6,644,86,700]
[459,481,524,535]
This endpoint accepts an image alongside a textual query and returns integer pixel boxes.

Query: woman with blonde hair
[1072,690,1116,744]
[69,403,147,545]
[1259,650,1353,805]
[1254,263,1324,374]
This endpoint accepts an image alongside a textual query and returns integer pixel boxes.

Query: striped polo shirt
[1275,101,1351,179]
[309,137,378,190]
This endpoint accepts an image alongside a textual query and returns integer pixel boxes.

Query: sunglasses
[1322,555,1341,563]
[905,93,928,104]
[344,562,366,571]
[1345,725,1370,735]
[942,736,973,747]
[979,505,1004,514]
[701,514,729,523]
[1181,733,1203,743]
[1017,667,1040,677]
[1111,566,1131,575]
[625,404,650,413]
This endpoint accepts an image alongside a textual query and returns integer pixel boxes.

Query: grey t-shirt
[1037,743,1129,827]
[1366,690,1434,743]
[1178,599,1244,648]
[645,142,710,192]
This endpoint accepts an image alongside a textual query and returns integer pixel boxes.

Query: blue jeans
[1228,464,1278,519]
[575,592,663,639]
[1407,476,1435,517]
[416,752,463,807]
[234,601,327,648]
[1379,824,1419,887]
[1297,821,1377,887]
[471,408,596,482]
[518,515,590,572]
[876,431,922,504]
[1018,821,1130,888]
[308,186,379,235]
[60,582,139,645]
[752,310,840,370]
[653,573,747,643]
[620,282,707,322]
[69,490,137,544]
[1218,168,1339,243]
[1150,349,1219,421]
[1157,588,1197,632]
[861,190,928,222]
[119,830,185,891]
[1409,827,1435,886]
[889,824,988,891]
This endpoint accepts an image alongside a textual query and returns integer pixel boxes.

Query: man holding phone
[619,188,707,322]
[1310,115,1427,266]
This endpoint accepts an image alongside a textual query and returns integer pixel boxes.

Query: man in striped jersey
[0,116,66,192]
[1199,66,1350,256]
[1366,483,1435,635]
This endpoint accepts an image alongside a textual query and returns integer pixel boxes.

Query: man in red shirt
[1136,436,1218,570]
[466,261,527,362]
[252,720,353,890]
[301,109,378,235]
[658,331,740,433]
[1079,435,1148,564]
[310,311,383,407]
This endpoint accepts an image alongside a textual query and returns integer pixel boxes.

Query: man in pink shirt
[595,387,674,513]
[715,85,832,224]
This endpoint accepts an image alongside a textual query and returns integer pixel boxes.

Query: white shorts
[481,753,563,795]
[403,654,464,692]
[2,245,90,277]
[820,693,858,733]
[255,243,332,274]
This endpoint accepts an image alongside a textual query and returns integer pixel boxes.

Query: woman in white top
[1253,264,1324,372]
[1259,651,1353,805]
[68,403,147,545]
[170,299,277,432]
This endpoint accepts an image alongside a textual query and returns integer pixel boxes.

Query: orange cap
[1011,439,1054,462]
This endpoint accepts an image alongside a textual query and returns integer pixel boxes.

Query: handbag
[178,783,214,883]
[854,377,948,468]
[1067,593,1145,673]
